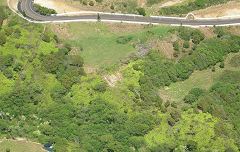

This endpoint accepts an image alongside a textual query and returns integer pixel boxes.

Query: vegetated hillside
[52,0,235,16]
[0,5,240,152]
[159,0,233,15]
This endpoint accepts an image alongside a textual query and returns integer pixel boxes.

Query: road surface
[17,0,240,26]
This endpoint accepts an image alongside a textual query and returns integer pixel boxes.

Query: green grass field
[62,22,170,68]
[0,140,45,152]
[160,52,240,102]
[0,0,6,6]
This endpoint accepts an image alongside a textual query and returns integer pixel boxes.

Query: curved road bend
[19,0,240,26]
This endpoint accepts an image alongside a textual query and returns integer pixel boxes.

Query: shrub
[6,148,10,152]
[219,62,225,68]
[212,66,216,72]
[33,4,57,16]
[183,41,190,49]
[0,32,6,46]
[147,0,163,6]
[137,8,146,16]
[93,83,107,92]
[95,0,103,3]
[173,41,180,51]
[191,30,205,44]
[116,36,133,44]
[184,88,205,104]
[89,1,95,6]
[42,33,51,43]
[82,0,88,5]
[110,5,115,10]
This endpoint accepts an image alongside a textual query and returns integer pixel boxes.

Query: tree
[67,55,84,67]
[89,1,95,6]
[42,33,51,43]
[220,62,225,68]
[5,148,10,152]
[137,8,146,16]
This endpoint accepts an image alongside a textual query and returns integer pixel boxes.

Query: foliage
[116,36,133,44]
[184,88,205,104]
[140,34,240,92]
[145,110,239,151]
[159,0,231,15]
[146,0,163,6]
[136,7,146,16]
[0,6,240,152]
[33,4,57,16]
[0,32,6,45]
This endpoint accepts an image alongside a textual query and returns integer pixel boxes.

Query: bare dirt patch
[8,0,18,11]
[50,24,71,39]
[149,39,175,59]
[34,0,82,13]
[199,27,215,39]
[84,66,97,74]
[193,1,240,18]
[138,0,146,7]
[159,87,173,102]
[104,72,122,87]
[0,139,45,152]
[227,26,240,36]
[160,0,185,8]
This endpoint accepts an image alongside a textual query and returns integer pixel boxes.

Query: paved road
[18,0,240,26]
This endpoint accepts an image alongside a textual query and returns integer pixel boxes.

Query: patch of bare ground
[159,87,172,103]
[8,0,18,11]
[0,138,46,152]
[104,72,122,87]
[148,34,178,59]
[138,0,146,7]
[106,23,145,34]
[34,0,82,13]
[160,0,185,8]
[199,27,215,39]
[50,24,71,39]
[84,66,97,74]
[146,0,186,15]
[149,39,175,59]
[227,26,240,36]
[193,1,240,18]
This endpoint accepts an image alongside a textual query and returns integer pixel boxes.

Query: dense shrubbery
[137,28,240,114]
[195,72,240,145]
[140,34,240,89]
[0,6,240,152]
[33,4,57,16]
[136,7,146,16]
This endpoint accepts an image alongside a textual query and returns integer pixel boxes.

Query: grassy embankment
[60,22,170,68]
[0,139,45,152]
[160,52,240,102]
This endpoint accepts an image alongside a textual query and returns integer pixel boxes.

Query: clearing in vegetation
[0,139,45,152]
[1,2,240,151]
[55,22,170,68]
[159,52,240,102]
